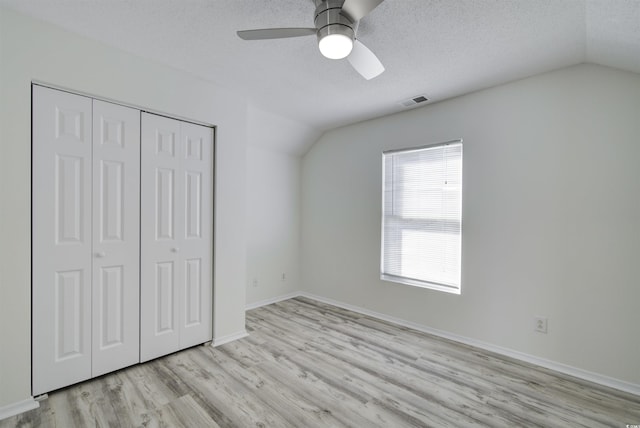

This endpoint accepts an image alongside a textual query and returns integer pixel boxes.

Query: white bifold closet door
[90,99,140,377]
[32,86,140,395]
[140,112,213,362]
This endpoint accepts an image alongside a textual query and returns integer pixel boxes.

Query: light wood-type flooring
[4,297,640,427]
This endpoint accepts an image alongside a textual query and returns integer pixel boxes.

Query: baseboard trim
[211,330,249,347]
[245,292,301,311]
[0,397,39,421]
[297,292,640,397]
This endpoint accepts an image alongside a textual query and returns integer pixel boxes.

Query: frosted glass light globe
[318,33,353,59]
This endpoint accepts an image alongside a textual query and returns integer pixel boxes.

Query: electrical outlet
[252,278,258,288]
[281,273,286,282]
[534,316,548,334]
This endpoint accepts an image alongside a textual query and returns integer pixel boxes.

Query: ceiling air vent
[399,95,429,108]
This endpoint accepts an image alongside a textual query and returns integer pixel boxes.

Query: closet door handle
[171,247,179,253]
[95,252,106,258]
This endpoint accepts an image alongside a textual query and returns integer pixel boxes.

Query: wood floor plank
[261,299,640,426]
[3,296,639,427]
[254,310,512,427]
[202,348,370,428]
[145,395,221,428]
[164,349,297,428]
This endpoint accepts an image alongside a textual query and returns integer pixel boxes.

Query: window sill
[380,274,461,295]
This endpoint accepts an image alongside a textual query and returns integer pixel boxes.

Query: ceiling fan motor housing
[314,0,355,43]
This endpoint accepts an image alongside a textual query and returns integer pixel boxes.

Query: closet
[32,85,213,395]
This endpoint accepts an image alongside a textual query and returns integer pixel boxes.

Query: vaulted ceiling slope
[1,0,639,148]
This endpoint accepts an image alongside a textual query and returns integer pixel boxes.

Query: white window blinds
[381,141,462,294]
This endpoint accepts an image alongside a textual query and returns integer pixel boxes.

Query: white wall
[244,104,315,307]
[243,104,312,307]
[301,64,640,386]
[247,103,322,156]
[246,146,301,306]
[0,7,247,410]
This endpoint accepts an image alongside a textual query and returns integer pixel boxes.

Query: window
[381,140,463,294]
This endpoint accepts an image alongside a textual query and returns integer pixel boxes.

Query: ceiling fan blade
[341,0,384,22]
[347,39,384,80]
[237,28,316,40]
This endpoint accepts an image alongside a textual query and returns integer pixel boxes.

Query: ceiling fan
[237,0,385,80]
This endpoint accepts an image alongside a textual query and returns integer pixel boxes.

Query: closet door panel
[91,100,141,376]
[33,86,93,395]
[140,113,182,362]
[179,122,213,349]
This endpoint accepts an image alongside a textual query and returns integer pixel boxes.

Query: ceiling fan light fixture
[319,33,353,59]
[237,0,386,78]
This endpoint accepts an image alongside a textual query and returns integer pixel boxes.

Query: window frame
[380,139,463,295]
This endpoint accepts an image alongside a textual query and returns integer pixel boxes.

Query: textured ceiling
[1,0,639,152]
